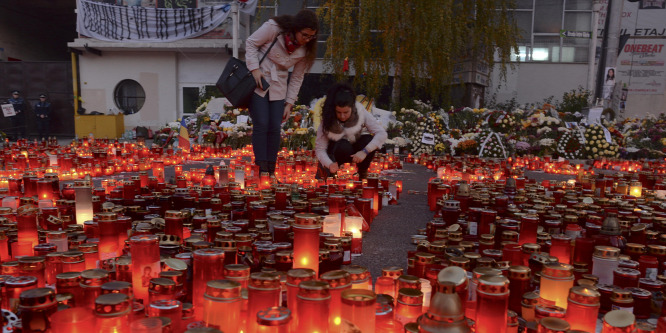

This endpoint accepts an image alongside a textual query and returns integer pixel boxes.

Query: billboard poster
[617,39,666,94]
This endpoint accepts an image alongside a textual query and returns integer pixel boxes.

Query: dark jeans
[36,117,50,139]
[327,134,376,174]
[249,92,284,164]
[10,113,26,139]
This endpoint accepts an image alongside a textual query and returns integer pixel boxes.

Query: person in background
[34,94,52,140]
[315,82,387,180]
[245,9,319,177]
[8,90,27,140]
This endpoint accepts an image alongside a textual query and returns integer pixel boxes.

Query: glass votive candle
[19,287,58,333]
[50,307,96,333]
[147,299,182,333]
[256,306,291,333]
[565,286,600,332]
[296,280,331,332]
[129,317,163,333]
[341,289,377,333]
[202,280,242,332]
[475,275,510,333]
[540,263,574,310]
[394,288,423,327]
[94,293,132,332]
[602,309,635,332]
[4,275,38,313]
[285,268,316,323]
[374,276,396,298]
[592,246,621,285]
[537,317,570,332]
[613,268,640,289]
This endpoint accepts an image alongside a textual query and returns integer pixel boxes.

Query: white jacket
[315,102,387,168]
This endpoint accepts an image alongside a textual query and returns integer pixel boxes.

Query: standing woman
[315,82,387,180]
[245,9,319,176]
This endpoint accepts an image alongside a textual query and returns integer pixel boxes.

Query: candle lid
[381,266,403,279]
[397,288,423,305]
[256,306,291,326]
[437,266,468,288]
[293,213,321,228]
[343,265,370,282]
[611,289,633,302]
[6,275,38,288]
[341,288,376,306]
[149,277,176,293]
[415,252,436,264]
[224,264,250,278]
[476,275,509,295]
[61,250,85,262]
[593,246,621,259]
[603,310,636,328]
[648,245,666,256]
[614,267,641,277]
[535,304,566,318]
[297,280,331,300]
[101,280,133,295]
[94,293,131,316]
[286,268,316,287]
[249,272,280,290]
[508,265,531,280]
[472,267,502,280]
[538,317,570,332]
[19,287,56,308]
[627,287,651,298]
[97,212,118,221]
[320,270,352,289]
[568,286,600,305]
[56,271,81,287]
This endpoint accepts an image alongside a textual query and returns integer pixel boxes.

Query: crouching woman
[315,82,387,179]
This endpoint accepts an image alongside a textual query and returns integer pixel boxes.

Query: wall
[0,2,75,61]
[488,62,590,107]
[78,51,178,131]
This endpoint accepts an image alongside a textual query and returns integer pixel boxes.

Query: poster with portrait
[603,67,616,100]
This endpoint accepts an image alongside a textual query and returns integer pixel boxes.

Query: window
[182,85,218,114]
[510,0,592,63]
[305,0,333,59]
[250,1,278,33]
[114,79,145,115]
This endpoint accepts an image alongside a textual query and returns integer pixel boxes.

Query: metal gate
[0,61,75,139]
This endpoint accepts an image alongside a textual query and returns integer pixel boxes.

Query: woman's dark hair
[273,9,319,70]
[606,68,615,82]
[321,82,356,133]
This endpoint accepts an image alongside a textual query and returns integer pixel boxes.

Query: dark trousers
[327,134,376,174]
[10,113,26,139]
[36,117,50,139]
[249,92,284,165]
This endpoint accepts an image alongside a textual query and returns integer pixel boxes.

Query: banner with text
[77,0,257,42]
[617,39,666,95]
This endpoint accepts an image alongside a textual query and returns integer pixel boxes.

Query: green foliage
[318,0,519,106]
[556,86,591,115]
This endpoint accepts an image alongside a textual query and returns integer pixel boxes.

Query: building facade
[61,0,666,135]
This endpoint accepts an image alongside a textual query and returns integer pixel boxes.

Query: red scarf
[283,33,301,54]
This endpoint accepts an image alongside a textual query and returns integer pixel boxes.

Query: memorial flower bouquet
[583,124,620,159]
[556,128,585,159]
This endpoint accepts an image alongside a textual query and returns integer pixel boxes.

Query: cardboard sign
[421,133,435,145]
[236,115,249,125]
[1,104,16,117]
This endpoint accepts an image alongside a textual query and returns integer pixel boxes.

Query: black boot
[256,160,269,173]
[267,160,276,176]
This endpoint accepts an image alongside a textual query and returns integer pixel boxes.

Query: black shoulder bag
[216,36,279,109]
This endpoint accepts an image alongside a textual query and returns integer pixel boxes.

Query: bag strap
[258,35,279,65]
